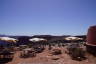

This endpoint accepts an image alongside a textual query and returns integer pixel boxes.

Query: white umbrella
[65,36,82,41]
[29,38,46,42]
[0,37,18,43]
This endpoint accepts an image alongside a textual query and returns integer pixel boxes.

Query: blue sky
[0,0,96,36]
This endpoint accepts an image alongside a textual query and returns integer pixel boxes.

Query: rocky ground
[7,46,96,64]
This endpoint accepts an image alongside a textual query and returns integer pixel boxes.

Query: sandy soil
[7,46,96,64]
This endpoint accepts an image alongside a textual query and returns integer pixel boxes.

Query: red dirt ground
[7,46,96,64]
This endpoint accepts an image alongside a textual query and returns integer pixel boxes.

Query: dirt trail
[7,46,96,64]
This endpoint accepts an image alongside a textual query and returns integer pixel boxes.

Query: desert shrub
[67,43,86,61]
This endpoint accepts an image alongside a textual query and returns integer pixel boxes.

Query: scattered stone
[50,48,62,55]
[51,56,60,60]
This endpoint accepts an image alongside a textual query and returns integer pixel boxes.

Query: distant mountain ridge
[0,34,7,37]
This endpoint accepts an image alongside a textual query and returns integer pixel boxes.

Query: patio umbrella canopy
[0,37,18,43]
[29,38,47,42]
[65,36,82,41]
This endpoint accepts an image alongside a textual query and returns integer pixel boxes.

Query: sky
[0,0,96,36]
